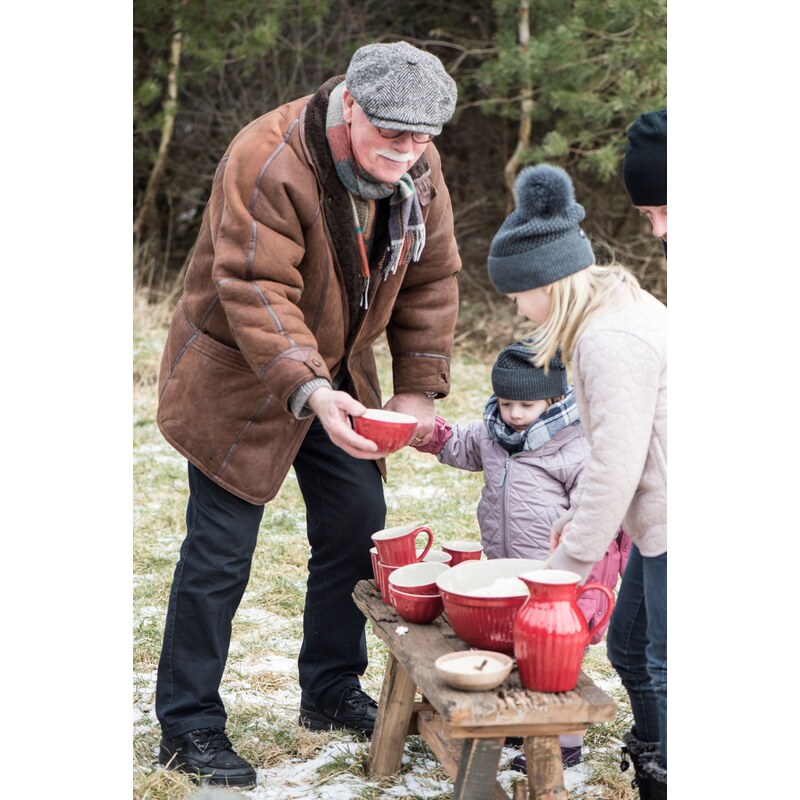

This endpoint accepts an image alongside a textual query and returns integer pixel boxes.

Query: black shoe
[510,746,582,775]
[561,745,582,768]
[510,754,527,773]
[158,727,257,788]
[299,685,378,737]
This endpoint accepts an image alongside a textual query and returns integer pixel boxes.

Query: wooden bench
[353,579,617,800]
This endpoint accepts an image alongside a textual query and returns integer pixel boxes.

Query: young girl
[414,339,629,770]
[487,164,666,800]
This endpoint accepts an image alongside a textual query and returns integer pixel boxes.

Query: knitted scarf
[484,387,580,454]
[325,82,426,288]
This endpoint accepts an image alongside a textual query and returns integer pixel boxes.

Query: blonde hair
[531,263,641,370]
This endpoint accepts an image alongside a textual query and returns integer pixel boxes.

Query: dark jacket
[157,76,461,504]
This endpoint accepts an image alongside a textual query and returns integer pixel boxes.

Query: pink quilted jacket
[580,529,631,643]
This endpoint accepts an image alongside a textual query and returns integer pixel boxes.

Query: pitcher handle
[576,582,616,636]
[414,526,434,561]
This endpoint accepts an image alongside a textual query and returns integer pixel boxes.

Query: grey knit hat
[487,165,595,293]
[491,340,567,401]
[345,41,457,136]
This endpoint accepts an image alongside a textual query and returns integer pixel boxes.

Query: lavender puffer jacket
[434,418,588,560]
[427,416,630,642]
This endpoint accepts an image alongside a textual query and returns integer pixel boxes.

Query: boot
[620,728,661,800]
[159,727,257,788]
[642,755,667,800]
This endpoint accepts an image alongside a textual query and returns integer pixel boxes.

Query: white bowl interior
[435,558,546,596]
[442,540,483,552]
[361,409,417,425]
[419,548,452,563]
[372,523,426,542]
[519,568,581,585]
[389,561,449,588]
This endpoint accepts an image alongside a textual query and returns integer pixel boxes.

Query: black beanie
[622,108,667,206]
[491,341,567,401]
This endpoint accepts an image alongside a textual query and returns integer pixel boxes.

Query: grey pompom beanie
[623,108,667,206]
[491,340,568,401]
[487,165,595,293]
[345,41,457,136]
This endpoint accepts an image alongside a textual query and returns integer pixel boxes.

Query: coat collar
[300,75,434,336]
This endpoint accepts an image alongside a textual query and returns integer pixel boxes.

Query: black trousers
[155,418,386,738]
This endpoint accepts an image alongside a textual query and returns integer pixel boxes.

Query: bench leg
[369,653,417,776]
[524,736,567,800]
[453,737,505,800]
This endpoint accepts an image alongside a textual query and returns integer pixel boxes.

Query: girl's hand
[549,520,571,552]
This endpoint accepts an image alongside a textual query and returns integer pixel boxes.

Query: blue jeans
[606,545,667,765]
[155,418,386,738]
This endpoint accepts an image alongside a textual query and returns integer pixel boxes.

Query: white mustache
[376,149,414,163]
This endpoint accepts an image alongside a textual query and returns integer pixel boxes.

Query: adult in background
[623,107,667,251]
[154,41,460,788]
[620,105,667,799]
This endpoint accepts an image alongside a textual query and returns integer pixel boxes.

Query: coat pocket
[157,315,277,481]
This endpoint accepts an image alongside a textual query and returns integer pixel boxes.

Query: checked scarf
[326,82,426,291]
[484,387,580,454]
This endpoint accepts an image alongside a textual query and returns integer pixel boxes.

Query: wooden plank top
[354,579,616,731]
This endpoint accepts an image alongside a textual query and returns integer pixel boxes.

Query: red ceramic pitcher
[513,569,615,692]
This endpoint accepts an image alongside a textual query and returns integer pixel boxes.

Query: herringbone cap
[345,41,457,136]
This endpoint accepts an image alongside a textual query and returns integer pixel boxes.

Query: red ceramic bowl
[353,409,418,453]
[435,559,546,654]
[388,561,450,595]
[389,586,444,625]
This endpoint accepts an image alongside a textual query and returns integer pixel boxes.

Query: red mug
[371,524,433,567]
[370,547,381,594]
[441,540,483,566]
[377,561,400,605]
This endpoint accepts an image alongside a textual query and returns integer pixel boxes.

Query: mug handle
[576,583,615,637]
[414,526,434,561]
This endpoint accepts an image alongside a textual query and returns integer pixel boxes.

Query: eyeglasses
[377,127,434,145]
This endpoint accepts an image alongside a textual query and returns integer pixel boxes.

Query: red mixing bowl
[435,558,546,654]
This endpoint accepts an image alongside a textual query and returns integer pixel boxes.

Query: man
[622,107,667,246]
[154,41,460,787]
[619,106,668,800]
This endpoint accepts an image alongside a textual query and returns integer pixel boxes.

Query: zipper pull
[500,457,509,487]
[359,274,370,310]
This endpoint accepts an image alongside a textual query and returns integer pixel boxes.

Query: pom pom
[514,164,575,218]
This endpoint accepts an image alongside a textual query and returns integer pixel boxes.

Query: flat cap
[345,41,457,136]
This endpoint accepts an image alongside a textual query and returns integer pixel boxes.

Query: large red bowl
[353,409,417,453]
[435,559,546,654]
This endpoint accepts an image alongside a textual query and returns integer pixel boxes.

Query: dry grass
[132,290,637,799]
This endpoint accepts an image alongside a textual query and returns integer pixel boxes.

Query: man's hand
[307,386,386,459]
[383,392,436,447]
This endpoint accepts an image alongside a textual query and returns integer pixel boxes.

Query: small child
[415,339,628,769]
